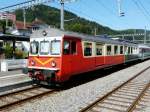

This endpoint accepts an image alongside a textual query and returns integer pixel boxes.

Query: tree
[0,20,6,34]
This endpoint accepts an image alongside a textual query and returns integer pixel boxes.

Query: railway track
[0,85,56,111]
[80,66,150,112]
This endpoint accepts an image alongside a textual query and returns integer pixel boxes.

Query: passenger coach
[27,28,149,85]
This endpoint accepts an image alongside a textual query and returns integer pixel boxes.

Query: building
[31,18,49,32]
[0,12,16,23]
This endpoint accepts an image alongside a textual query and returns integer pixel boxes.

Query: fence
[0,59,27,72]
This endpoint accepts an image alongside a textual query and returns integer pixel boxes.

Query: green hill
[15,4,121,35]
[14,4,150,37]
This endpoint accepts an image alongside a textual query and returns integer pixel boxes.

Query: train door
[62,39,71,77]
[62,38,81,77]
[69,40,81,74]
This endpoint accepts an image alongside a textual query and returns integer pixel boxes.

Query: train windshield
[51,40,61,55]
[40,40,49,55]
[30,41,39,55]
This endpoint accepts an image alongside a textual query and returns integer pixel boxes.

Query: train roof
[31,28,138,47]
[138,44,150,49]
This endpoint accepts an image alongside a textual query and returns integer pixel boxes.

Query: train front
[28,33,62,85]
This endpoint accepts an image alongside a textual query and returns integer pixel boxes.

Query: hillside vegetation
[15,5,121,35]
[14,5,148,36]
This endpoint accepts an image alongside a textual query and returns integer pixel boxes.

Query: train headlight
[42,30,47,36]
[31,60,35,66]
[51,61,56,67]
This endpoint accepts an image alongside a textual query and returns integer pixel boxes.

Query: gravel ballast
[7,60,150,112]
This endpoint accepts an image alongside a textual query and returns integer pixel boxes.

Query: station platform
[0,70,32,93]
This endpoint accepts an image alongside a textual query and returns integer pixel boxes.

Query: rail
[0,59,27,72]
[80,66,150,112]
[0,86,56,111]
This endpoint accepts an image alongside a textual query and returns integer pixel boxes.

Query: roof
[0,34,29,41]
[138,44,150,49]
[32,18,45,25]
[31,28,138,46]
[15,21,31,30]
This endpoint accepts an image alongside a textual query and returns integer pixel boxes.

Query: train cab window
[120,46,124,54]
[114,45,118,55]
[30,41,39,55]
[84,42,92,56]
[63,40,70,55]
[96,43,103,56]
[71,41,77,54]
[51,40,61,55]
[107,45,112,55]
[40,40,49,55]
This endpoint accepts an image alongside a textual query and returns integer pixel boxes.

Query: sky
[0,0,150,31]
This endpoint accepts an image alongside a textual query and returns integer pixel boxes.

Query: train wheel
[32,78,40,85]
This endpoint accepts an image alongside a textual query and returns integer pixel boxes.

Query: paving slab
[0,70,31,92]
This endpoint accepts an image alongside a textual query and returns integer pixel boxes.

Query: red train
[27,28,150,85]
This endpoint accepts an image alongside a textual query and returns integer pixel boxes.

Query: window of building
[114,45,118,55]
[120,46,123,54]
[71,41,77,54]
[107,45,112,55]
[84,42,92,56]
[96,43,103,56]
[63,40,70,55]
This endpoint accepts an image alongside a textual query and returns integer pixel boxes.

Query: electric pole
[144,26,146,44]
[6,13,8,29]
[94,28,97,36]
[59,0,77,30]
[23,8,26,29]
[60,0,64,30]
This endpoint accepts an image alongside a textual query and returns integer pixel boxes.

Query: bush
[4,43,28,59]
[14,50,23,59]
[4,43,13,59]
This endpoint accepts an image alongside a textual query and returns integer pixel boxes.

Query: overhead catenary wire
[95,0,116,16]
[138,0,150,19]
[94,0,129,30]
[132,0,150,22]
[0,0,52,12]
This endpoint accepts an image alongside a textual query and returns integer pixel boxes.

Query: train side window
[71,41,77,54]
[120,46,124,54]
[125,46,128,54]
[128,47,130,54]
[134,47,137,54]
[63,40,70,55]
[96,43,103,56]
[84,42,92,56]
[114,45,118,55]
[131,47,133,54]
[107,45,112,55]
